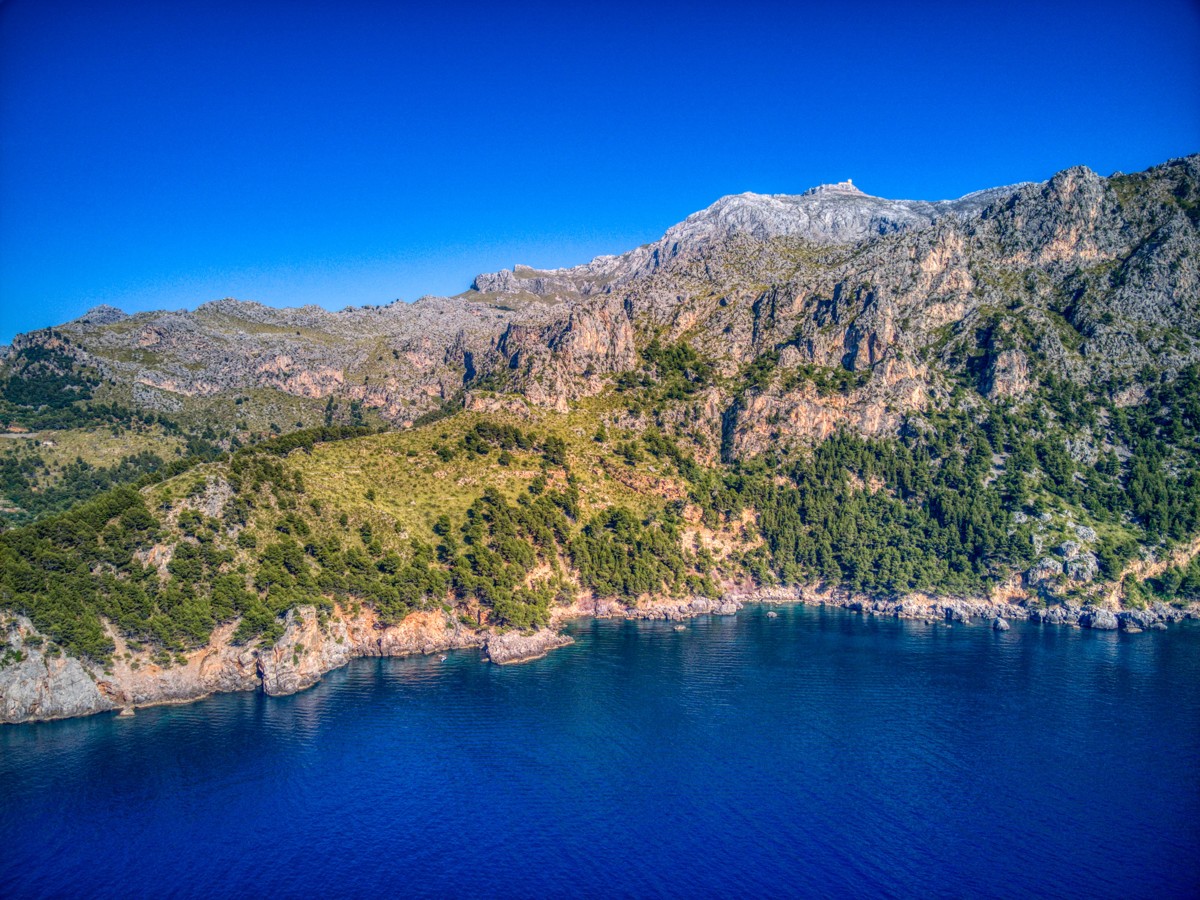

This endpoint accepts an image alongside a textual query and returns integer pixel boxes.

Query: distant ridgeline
[2,153,1199,664]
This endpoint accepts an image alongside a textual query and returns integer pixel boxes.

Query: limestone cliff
[8,154,1195,453]
[0,606,484,724]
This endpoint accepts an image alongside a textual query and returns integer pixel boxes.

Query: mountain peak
[75,305,128,326]
[802,179,866,197]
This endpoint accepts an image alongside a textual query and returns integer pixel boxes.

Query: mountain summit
[655,179,1024,247]
[471,178,1031,298]
[5,154,1196,438]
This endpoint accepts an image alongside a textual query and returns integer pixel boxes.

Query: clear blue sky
[2,0,1198,342]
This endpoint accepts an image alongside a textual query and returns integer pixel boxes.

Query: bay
[2,606,1198,898]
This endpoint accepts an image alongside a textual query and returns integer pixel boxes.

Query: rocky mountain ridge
[5,155,1195,457]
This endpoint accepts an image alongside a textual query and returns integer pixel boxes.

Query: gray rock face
[7,154,1198,451]
[1026,557,1064,585]
[992,617,1011,631]
[1030,604,1082,626]
[984,349,1031,399]
[484,629,574,665]
[655,181,1024,250]
[1080,607,1119,630]
[1116,604,1186,631]
[624,596,742,621]
[1057,541,1082,560]
[1066,553,1099,582]
[0,642,115,723]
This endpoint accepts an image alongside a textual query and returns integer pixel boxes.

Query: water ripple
[1,607,1197,899]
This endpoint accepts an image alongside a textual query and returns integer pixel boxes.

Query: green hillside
[3,354,1199,666]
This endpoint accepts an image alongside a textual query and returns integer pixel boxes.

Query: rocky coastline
[3,588,1196,726]
[724,584,1197,632]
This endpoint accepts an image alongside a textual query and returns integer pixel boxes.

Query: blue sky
[1,0,1198,342]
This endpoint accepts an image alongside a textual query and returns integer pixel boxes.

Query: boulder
[944,605,970,624]
[1025,557,1064,585]
[1066,553,1099,582]
[1057,540,1082,560]
[1033,604,1081,626]
[1118,608,1158,630]
[992,617,1011,631]
[1080,607,1119,630]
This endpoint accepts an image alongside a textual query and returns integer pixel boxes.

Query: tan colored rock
[985,349,1031,399]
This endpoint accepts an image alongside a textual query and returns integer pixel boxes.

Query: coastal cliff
[5,587,1195,724]
[1,605,484,724]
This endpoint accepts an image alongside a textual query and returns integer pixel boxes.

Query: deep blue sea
[2,606,1198,898]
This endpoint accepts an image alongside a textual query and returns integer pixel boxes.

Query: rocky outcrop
[723,584,1200,633]
[985,349,1031,399]
[1,606,486,725]
[1066,553,1099,583]
[1026,557,1064,586]
[7,155,1198,443]
[485,629,574,664]
[0,626,116,723]
[623,595,742,621]
[1079,607,1119,630]
[1117,603,1188,630]
[495,296,637,411]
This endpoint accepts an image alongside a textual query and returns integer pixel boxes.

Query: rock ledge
[485,629,574,665]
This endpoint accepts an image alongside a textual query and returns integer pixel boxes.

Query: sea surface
[2,606,1198,898]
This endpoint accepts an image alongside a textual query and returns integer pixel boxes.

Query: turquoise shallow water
[2,605,1198,898]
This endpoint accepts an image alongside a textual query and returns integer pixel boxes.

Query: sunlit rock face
[6,155,1197,455]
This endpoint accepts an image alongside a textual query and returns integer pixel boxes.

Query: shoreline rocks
[485,629,574,665]
[623,596,742,621]
[723,585,1198,635]
[3,589,1197,726]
